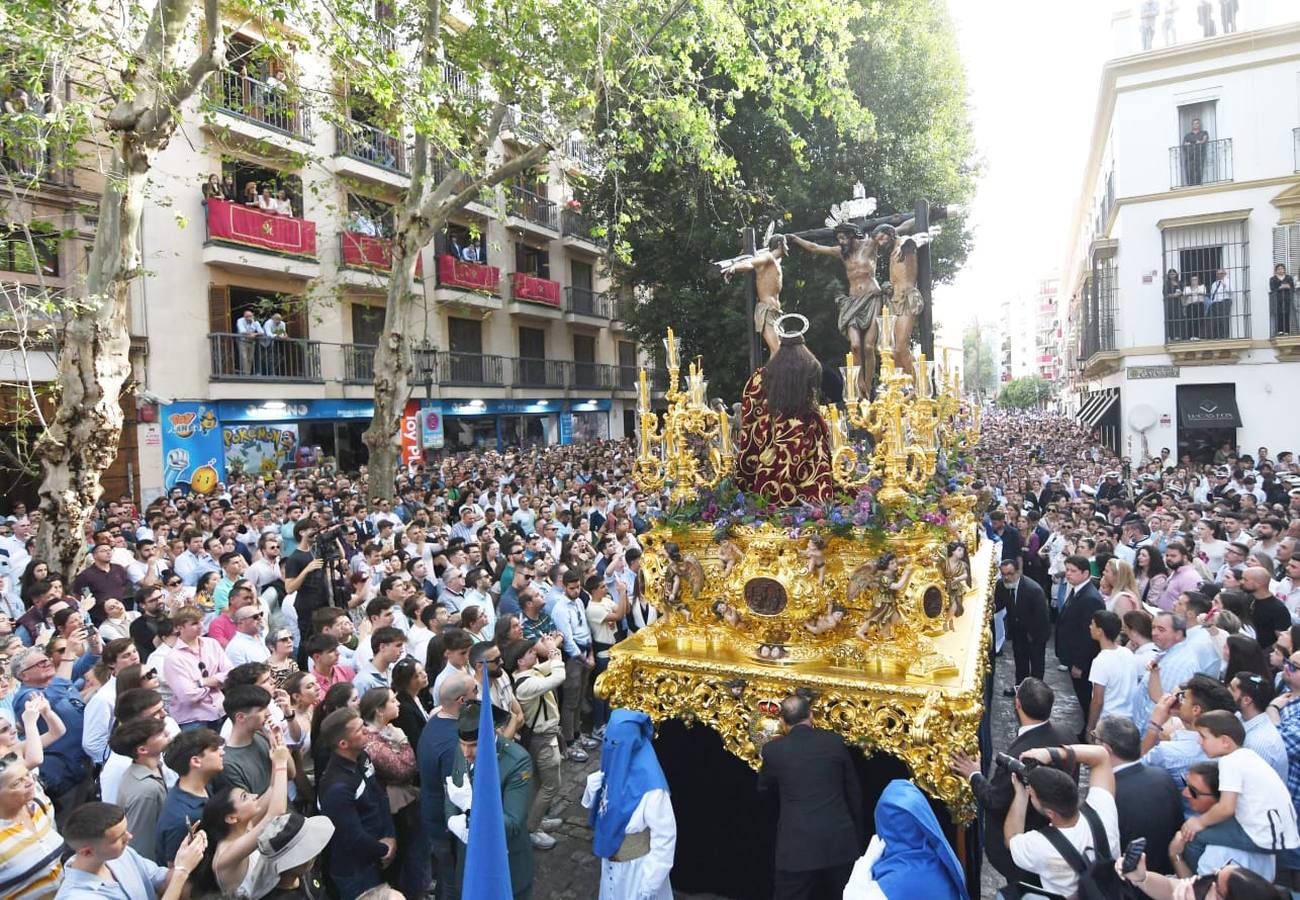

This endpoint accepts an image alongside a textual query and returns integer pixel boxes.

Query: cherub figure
[941,540,971,632]
[804,602,846,635]
[718,539,745,578]
[662,541,703,619]
[850,552,913,641]
[758,643,788,660]
[802,534,827,586]
[712,599,744,629]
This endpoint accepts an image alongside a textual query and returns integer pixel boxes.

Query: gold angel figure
[850,552,913,641]
[718,540,745,578]
[662,541,704,617]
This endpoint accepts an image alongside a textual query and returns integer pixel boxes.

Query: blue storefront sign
[419,401,445,449]
[218,399,376,422]
[161,402,227,495]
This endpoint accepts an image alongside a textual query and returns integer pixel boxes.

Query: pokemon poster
[223,423,298,476]
[160,402,226,495]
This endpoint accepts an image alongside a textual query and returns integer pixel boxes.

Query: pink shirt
[1156,563,1202,612]
[311,663,356,701]
[163,636,230,724]
[206,612,236,647]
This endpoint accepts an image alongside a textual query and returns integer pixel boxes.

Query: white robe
[582,777,675,900]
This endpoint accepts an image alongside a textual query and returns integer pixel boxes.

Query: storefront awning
[1177,383,1242,429]
[1077,388,1118,430]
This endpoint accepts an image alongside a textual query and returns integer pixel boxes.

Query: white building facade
[1062,21,1300,464]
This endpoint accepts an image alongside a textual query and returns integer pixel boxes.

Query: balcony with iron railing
[572,362,616,390]
[561,208,602,247]
[502,108,545,144]
[203,199,318,273]
[1269,291,1300,360]
[506,184,559,231]
[564,286,611,319]
[513,357,569,389]
[211,70,311,140]
[209,333,322,382]
[510,271,562,309]
[1163,290,1250,344]
[616,364,638,391]
[439,352,507,386]
[335,121,407,175]
[562,138,600,172]
[338,232,422,277]
[342,343,376,383]
[1169,138,1232,189]
[441,62,480,102]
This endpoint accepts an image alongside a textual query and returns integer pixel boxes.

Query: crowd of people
[963,410,1300,900]
[4,411,1300,898]
[0,440,683,899]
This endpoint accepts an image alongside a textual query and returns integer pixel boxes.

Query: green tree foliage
[998,375,1054,409]
[597,0,977,400]
[962,324,995,396]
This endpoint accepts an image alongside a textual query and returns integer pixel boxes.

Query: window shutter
[207,285,230,333]
[1273,224,1300,277]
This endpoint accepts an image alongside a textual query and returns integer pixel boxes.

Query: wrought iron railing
[439,351,507,386]
[561,208,600,243]
[209,333,322,381]
[1169,138,1232,189]
[506,184,558,230]
[565,286,610,318]
[1164,290,1250,342]
[342,343,376,383]
[513,357,569,388]
[573,362,615,390]
[1270,289,1300,337]
[336,121,407,175]
[211,70,310,139]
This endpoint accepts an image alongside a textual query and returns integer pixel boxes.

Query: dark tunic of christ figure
[735,315,834,505]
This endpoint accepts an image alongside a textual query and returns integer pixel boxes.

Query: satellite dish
[1128,404,1157,432]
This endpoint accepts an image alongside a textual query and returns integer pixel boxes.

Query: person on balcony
[1220,0,1238,32]
[1163,270,1184,341]
[1198,0,1216,36]
[263,313,288,376]
[1207,268,1231,340]
[1139,0,1159,50]
[235,310,264,376]
[1182,274,1206,340]
[202,174,224,202]
[1182,118,1209,185]
[221,174,237,202]
[1270,263,1295,336]
[1164,0,1179,46]
[243,181,260,207]
[257,185,278,215]
[274,189,294,218]
[461,241,481,263]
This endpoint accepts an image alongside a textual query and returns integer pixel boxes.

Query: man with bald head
[418,670,476,900]
[1245,566,1291,650]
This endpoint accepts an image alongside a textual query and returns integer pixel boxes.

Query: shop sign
[1126,366,1180,380]
[219,399,374,422]
[559,410,574,445]
[160,402,226,494]
[420,402,445,450]
[400,399,423,465]
[223,423,298,477]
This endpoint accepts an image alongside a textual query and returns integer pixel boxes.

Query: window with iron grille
[1160,219,1249,342]
[0,225,59,276]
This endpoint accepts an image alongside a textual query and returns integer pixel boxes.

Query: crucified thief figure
[719,233,787,358]
[790,222,884,399]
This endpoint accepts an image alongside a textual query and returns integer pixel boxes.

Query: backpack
[1037,803,1125,900]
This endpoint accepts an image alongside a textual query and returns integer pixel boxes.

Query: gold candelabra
[634,328,734,504]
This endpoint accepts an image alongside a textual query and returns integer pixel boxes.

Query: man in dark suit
[995,558,1050,695]
[989,509,1023,565]
[1094,715,1183,875]
[950,677,1073,886]
[757,694,865,899]
[1055,554,1104,732]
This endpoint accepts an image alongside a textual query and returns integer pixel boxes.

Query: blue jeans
[1186,817,1282,869]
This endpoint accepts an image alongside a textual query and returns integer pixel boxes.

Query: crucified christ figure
[789,222,883,399]
[718,233,787,358]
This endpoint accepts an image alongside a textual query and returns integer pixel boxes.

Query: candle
[718,407,730,454]
[666,327,678,369]
[638,368,648,411]
[916,353,927,394]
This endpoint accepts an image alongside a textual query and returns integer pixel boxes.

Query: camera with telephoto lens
[314,525,344,563]
[994,752,1041,784]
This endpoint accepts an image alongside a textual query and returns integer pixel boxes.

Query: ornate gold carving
[599,530,998,820]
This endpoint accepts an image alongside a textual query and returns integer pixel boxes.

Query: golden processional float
[596,315,991,820]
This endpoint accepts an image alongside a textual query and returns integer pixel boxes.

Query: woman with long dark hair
[194,730,290,896]
[310,681,358,776]
[391,657,430,747]
[1133,545,1169,607]
[1223,634,1270,683]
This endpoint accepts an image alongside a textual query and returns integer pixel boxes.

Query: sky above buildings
[937,0,1296,339]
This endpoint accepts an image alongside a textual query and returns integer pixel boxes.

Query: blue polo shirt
[14,678,88,794]
[155,786,208,864]
[56,846,166,899]
[417,715,461,839]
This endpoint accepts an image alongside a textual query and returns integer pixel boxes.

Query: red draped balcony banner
[206,198,317,258]
[436,254,500,292]
[512,271,561,307]
[341,232,423,276]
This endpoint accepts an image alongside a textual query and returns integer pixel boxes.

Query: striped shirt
[0,793,64,899]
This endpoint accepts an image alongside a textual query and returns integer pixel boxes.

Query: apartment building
[1033,276,1062,384]
[43,11,644,501]
[1063,20,1300,462]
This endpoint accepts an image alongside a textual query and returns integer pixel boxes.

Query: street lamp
[412,338,438,399]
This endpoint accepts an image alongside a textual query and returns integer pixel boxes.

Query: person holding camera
[284,520,333,665]
[950,677,1073,886]
[1004,741,1119,899]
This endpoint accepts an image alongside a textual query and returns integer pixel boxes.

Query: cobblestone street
[526,635,1084,900]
